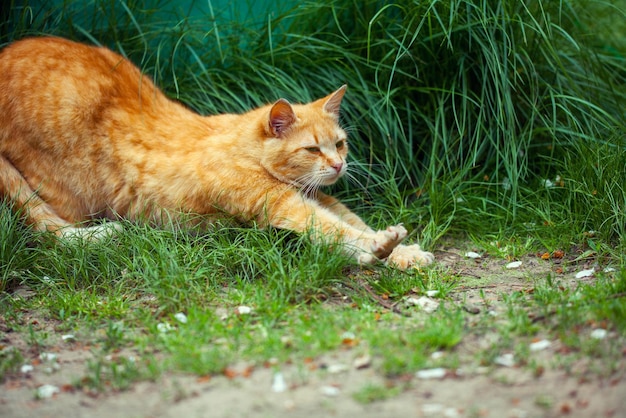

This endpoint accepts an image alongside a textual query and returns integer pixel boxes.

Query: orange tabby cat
[0,36,433,269]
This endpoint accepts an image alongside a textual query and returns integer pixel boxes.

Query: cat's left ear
[269,99,297,138]
[321,85,347,118]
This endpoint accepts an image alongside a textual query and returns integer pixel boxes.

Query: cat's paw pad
[386,244,434,270]
[370,224,407,258]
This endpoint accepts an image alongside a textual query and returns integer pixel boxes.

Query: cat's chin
[318,176,342,187]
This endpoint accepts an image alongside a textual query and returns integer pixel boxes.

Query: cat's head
[260,85,348,190]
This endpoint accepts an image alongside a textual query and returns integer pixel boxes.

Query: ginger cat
[0,36,433,269]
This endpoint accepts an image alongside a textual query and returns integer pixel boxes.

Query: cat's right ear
[268,99,296,138]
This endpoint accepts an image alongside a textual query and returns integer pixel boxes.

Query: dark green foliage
[1,0,624,249]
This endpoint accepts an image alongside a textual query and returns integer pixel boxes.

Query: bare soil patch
[2,249,624,418]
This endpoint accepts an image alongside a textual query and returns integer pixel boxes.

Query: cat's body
[0,36,433,269]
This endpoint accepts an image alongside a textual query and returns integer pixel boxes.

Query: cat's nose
[331,162,343,174]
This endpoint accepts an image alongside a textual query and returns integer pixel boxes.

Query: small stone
[174,313,188,324]
[61,334,76,342]
[422,404,445,415]
[494,353,515,367]
[509,408,529,418]
[20,364,34,374]
[506,261,522,269]
[590,329,607,340]
[39,353,57,362]
[271,372,287,393]
[157,323,174,333]
[425,290,439,297]
[464,251,482,259]
[327,364,349,374]
[575,269,594,279]
[443,408,460,418]
[236,306,252,315]
[529,340,551,351]
[416,368,447,380]
[406,296,439,313]
[320,385,340,397]
[353,354,372,370]
[36,384,60,399]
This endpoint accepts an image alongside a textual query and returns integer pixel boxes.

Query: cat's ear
[321,85,347,118]
[269,99,296,138]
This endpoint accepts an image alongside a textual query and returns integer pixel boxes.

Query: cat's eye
[305,146,321,153]
[336,140,345,150]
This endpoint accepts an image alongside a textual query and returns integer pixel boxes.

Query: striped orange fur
[0,36,433,269]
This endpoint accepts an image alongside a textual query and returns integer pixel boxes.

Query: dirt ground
[1,249,625,418]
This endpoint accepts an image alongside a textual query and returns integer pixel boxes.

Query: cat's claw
[370,224,407,259]
[386,244,434,270]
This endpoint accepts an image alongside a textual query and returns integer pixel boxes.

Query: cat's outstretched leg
[316,193,409,260]
[316,192,375,233]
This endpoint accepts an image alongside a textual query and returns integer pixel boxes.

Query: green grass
[1,0,625,397]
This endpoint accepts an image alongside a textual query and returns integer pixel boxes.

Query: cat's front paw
[370,224,407,259]
[60,222,123,241]
[356,252,377,265]
[386,244,434,270]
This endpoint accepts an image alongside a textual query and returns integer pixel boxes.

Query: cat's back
[0,36,161,141]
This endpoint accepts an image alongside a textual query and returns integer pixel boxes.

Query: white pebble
[422,403,445,415]
[36,384,60,399]
[20,364,34,374]
[405,296,439,313]
[236,306,252,315]
[157,323,174,333]
[575,269,595,279]
[320,385,341,397]
[327,364,349,374]
[494,353,515,367]
[590,329,607,340]
[443,408,461,418]
[61,334,76,342]
[529,340,551,351]
[174,313,188,324]
[506,261,522,269]
[271,372,287,393]
[425,290,440,297]
[422,404,459,418]
[509,408,530,418]
[416,368,447,380]
[464,251,482,259]
[39,353,57,362]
